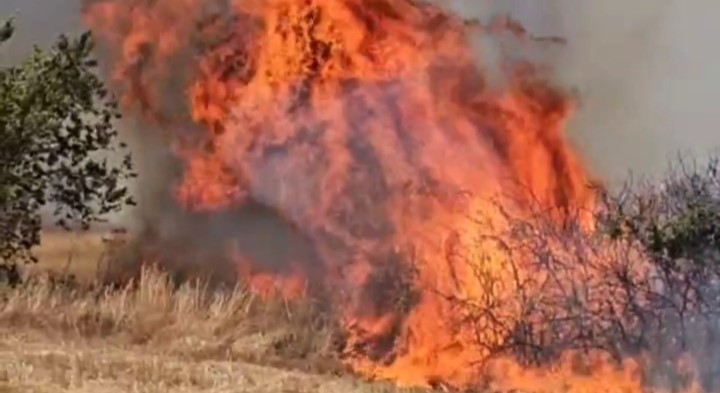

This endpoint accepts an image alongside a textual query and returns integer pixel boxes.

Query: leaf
[0,18,14,44]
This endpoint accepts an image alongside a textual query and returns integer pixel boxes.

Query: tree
[0,19,136,266]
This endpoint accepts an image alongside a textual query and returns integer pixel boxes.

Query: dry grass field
[28,230,109,281]
[0,231,426,393]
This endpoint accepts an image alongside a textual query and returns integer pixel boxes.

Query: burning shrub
[437,156,720,391]
[75,0,720,390]
[599,156,720,391]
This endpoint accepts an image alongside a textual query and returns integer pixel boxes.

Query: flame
[81,0,694,391]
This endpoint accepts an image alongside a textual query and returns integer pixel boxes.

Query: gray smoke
[0,0,82,64]
[4,0,720,209]
[440,0,720,185]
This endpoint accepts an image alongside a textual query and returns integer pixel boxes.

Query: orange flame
[81,0,698,391]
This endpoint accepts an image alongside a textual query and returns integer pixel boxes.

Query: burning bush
[433,157,720,392]
[599,157,720,392]
[75,0,720,391]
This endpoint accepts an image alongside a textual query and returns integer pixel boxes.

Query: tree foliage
[601,156,720,264]
[0,19,136,265]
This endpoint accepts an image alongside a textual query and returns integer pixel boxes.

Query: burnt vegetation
[445,157,720,392]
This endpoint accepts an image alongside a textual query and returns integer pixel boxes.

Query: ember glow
[81,0,699,391]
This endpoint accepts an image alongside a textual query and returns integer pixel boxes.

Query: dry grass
[0,339,408,393]
[30,230,108,281]
[1,233,428,393]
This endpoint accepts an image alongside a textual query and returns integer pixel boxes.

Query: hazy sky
[2,0,720,184]
[0,0,82,62]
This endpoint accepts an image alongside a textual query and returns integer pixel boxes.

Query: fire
[81,0,689,391]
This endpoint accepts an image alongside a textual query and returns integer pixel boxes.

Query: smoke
[442,0,720,185]
[0,0,82,64]
[441,3,720,389]
[5,0,720,220]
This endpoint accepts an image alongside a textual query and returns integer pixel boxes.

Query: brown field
[0,232,425,393]
[29,230,109,281]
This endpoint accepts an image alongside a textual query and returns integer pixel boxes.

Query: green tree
[0,19,136,266]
